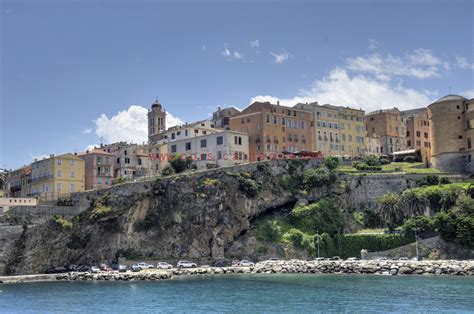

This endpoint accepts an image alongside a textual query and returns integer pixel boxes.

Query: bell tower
[148,99,166,144]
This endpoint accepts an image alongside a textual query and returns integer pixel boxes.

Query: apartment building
[229,101,314,161]
[101,142,150,180]
[4,165,31,197]
[402,108,431,162]
[366,108,407,156]
[150,130,249,171]
[154,120,221,145]
[212,106,241,129]
[366,136,382,157]
[78,149,114,190]
[30,153,85,201]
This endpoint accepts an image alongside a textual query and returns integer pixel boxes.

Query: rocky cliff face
[5,161,330,275]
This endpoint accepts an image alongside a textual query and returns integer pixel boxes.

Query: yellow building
[30,153,85,201]
[339,107,366,158]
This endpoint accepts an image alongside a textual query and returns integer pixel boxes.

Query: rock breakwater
[53,259,474,282]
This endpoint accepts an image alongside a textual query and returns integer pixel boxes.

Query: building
[366,136,382,157]
[294,102,366,159]
[428,95,474,173]
[402,108,431,163]
[78,148,114,190]
[101,142,150,180]
[366,108,407,157]
[30,153,85,201]
[229,101,314,161]
[150,130,249,171]
[148,99,167,144]
[154,120,221,145]
[212,106,241,129]
[4,165,31,197]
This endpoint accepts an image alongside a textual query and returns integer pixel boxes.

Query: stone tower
[148,99,166,144]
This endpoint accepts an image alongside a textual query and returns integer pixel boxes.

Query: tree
[400,190,429,217]
[169,154,193,173]
[0,171,5,190]
[376,193,402,229]
[324,157,339,170]
[440,186,461,211]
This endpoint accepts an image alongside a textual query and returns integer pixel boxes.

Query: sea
[1,274,473,313]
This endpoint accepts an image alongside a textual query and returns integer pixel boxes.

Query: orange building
[402,108,431,163]
[229,101,314,161]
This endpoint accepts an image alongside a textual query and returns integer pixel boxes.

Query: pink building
[78,149,114,191]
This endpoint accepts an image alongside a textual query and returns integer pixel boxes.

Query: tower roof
[152,99,162,109]
[432,94,466,104]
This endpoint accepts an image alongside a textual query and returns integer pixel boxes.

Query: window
[70,160,75,166]
[98,177,102,184]
[171,145,177,153]
[468,138,472,149]
[57,170,62,177]
[70,171,75,178]
[125,158,130,164]
[185,142,191,150]
[117,158,120,163]
[234,136,242,145]
[138,158,142,166]
[171,133,176,139]
[424,132,428,139]
[216,136,223,145]
[177,131,181,136]
[459,135,463,140]
[200,153,207,161]
[70,183,75,192]
[416,131,421,137]
[200,139,207,148]
[185,130,189,136]
[57,183,62,192]
[57,159,62,165]
[124,150,127,156]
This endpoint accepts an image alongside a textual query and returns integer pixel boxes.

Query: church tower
[148,99,166,144]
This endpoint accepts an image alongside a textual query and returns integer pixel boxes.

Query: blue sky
[1,0,473,169]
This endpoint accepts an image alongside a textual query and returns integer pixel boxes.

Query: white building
[155,120,221,145]
[149,130,249,172]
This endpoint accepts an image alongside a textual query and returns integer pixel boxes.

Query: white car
[90,266,100,273]
[346,257,357,262]
[239,260,255,267]
[156,262,173,269]
[177,261,197,268]
[133,262,154,270]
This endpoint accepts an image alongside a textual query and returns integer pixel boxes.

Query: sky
[1,0,473,169]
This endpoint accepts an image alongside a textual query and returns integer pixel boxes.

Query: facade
[293,102,366,159]
[149,131,249,171]
[30,153,85,201]
[229,101,314,161]
[366,108,407,156]
[366,136,382,157]
[402,108,431,163]
[78,149,114,190]
[154,120,221,145]
[101,142,150,180]
[428,95,474,173]
[212,106,241,129]
[4,165,31,197]
[148,99,167,144]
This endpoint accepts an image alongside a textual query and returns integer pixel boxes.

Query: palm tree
[376,192,402,230]
[400,190,429,217]
[440,187,461,211]
[0,171,5,190]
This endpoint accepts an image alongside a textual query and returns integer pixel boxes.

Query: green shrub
[456,215,474,246]
[354,163,382,171]
[161,164,175,176]
[279,175,302,193]
[403,156,417,163]
[439,177,451,184]
[324,157,339,170]
[401,215,435,237]
[379,158,390,165]
[169,154,193,173]
[201,178,220,187]
[362,209,381,228]
[53,215,73,229]
[283,228,305,249]
[89,203,112,220]
[417,175,439,186]
[432,211,458,241]
[112,177,127,185]
[291,198,345,236]
[302,166,337,189]
[256,220,282,242]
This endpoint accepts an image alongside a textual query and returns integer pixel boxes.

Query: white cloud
[368,39,378,50]
[85,144,100,151]
[346,49,448,79]
[29,152,51,161]
[270,51,291,64]
[250,40,260,48]
[462,90,474,99]
[94,105,184,144]
[222,47,245,61]
[455,56,474,70]
[82,128,92,134]
[251,68,434,112]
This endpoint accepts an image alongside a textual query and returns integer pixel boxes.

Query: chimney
[277,101,280,106]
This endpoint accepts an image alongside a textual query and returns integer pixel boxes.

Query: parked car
[231,259,240,267]
[269,257,279,261]
[99,263,109,271]
[239,260,255,267]
[177,261,197,268]
[156,262,173,269]
[76,265,90,272]
[213,259,232,267]
[314,258,325,262]
[45,266,68,274]
[346,257,357,261]
[131,265,142,272]
[90,266,100,273]
[135,262,154,269]
[67,264,78,272]
[399,257,409,261]
[118,265,128,272]
[329,256,341,261]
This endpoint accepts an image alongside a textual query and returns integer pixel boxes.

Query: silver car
[177,260,197,268]
[157,262,173,269]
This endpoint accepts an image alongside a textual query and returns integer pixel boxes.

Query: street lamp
[316,230,321,258]
[414,228,420,261]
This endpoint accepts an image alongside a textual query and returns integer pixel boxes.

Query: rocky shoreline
[55,259,474,282]
[2,259,473,283]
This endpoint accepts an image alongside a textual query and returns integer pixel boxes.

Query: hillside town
[1,94,473,203]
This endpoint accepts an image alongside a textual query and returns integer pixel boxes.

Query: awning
[392,149,417,156]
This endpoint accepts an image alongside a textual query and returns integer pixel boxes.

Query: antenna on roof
[100,136,104,147]
[449,86,451,94]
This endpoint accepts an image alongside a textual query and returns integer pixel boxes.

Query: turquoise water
[1,274,473,313]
